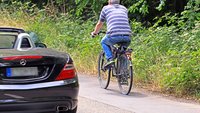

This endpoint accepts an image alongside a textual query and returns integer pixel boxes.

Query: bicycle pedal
[104,65,114,70]
[101,68,107,72]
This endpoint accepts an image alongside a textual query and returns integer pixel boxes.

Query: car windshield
[0,35,16,49]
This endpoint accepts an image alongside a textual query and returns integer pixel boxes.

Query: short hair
[109,0,120,4]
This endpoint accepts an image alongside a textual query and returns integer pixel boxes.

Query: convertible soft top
[0,27,25,33]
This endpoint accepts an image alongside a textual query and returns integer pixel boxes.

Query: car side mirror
[35,43,47,48]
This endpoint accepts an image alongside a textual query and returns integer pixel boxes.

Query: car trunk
[0,49,69,84]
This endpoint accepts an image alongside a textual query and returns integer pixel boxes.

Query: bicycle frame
[110,44,133,77]
[96,34,134,95]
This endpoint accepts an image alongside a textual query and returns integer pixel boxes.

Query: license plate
[6,67,38,77]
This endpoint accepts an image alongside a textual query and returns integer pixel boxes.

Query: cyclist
[91,0,131,67]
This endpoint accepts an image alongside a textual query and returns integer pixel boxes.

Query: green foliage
[129,0,149,15]
[75,0,106,16]
[180,0,200,29]
[153,0,199,31]
[163,50,200,95]
[1,0,192,24]
[156,0,166,11]
[131,21,200,96]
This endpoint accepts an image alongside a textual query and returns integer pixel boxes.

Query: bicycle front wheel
[117,55,133,95]
[98,51,111,89]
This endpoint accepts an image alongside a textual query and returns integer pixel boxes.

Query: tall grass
[131,22,200,98]
[0,4,200,99]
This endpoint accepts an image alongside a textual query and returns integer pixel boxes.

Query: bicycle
[96,34,134,95]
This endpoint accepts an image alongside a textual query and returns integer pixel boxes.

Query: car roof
[0,27,25,34]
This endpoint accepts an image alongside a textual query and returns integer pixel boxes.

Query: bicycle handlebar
[91,31,106,38]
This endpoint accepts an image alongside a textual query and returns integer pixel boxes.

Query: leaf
[156,0,166,11]
[75,0,81,4]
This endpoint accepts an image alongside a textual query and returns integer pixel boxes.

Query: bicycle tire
[117,55,133,95]
[98,51,111,89]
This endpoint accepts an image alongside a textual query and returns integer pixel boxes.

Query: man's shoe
[104,59,115,69]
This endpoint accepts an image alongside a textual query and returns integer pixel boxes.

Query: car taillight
[3,56,43,61]
[56,64,76,81]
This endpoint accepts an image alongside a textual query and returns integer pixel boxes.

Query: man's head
[109,0,120,5]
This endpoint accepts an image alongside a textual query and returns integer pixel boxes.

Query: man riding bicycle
[91,0,131,67]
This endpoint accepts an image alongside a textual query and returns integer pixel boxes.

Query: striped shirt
[100,4,132,36]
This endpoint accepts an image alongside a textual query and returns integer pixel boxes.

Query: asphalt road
[78,74,200,113]
[77,97,133,113]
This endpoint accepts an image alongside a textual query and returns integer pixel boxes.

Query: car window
[28,32,40,43]
[21,38,31,48]
[0,35,16,49]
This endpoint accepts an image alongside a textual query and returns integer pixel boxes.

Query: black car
[0,27,79,113]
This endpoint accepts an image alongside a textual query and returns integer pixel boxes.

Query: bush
[131,21,200,97]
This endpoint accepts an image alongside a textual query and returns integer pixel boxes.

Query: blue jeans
[101,35,131,60]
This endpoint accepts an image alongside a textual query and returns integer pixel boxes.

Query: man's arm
[92,20,104,35]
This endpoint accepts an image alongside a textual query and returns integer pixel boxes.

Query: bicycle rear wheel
[98,51,111,89]
[117,55,133,95]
